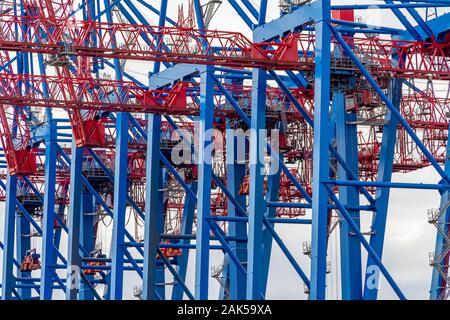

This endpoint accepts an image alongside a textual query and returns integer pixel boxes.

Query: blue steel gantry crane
[0,0,450,300]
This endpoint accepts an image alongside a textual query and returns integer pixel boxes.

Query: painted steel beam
[394,11,450,41]
[260,152,282,297]
[325,185,406,300]
[143,0,167,300]
[430,122,450,300]
[66,144,84,300]
[253,0,320,42]
[226,120,248,300]
[332,3,450,10]
[246,68,267,300]
[142,114,162,300]
[399,1,434,38]
[171,183,198,300]
[79,192,96,300]
[193,0,206,30]
[15,179,31,299]
[133,0,176,26]
[150,64,204,90]
[334,90,362,299]
[258,0,268,25]
[106,0,129,299]
[309,0,331,300]
[384,0,423,41]
[120,0,172,69]
[330,25,449,182]
[195,65,215,299]
[1,174,18,300]
[109,111,128,300]
[39,125,58,300]
[363,77,402,300]
[228,0,256,29]
[56,145,143,255]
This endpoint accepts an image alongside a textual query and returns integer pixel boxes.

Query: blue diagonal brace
[325,184,406,300]
[384,0,423,40]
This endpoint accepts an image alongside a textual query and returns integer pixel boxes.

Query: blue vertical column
[172,183,197,300]
[106,0,128,299]
[430,122,450,300]
[246,68,267,300]
[156,169,167,299]
[143,113,162,300]
[2,174,18,300]
[260,156,282,297]
[109,111,128,300]
[258,0,268,25]
[310,0,331,300]
[225,122,247,300]
[152,0,167,74]
[66,144,84,299]
[334,90,362,299]
[193,0,206,30]
[142,0,166,292]
[218,265,230,300]
[80,192,95,300]
[40,119,57,300]
[195,65,215,300]
[54,203,64,258]
[363,77,402,299]
[16,192,31,299]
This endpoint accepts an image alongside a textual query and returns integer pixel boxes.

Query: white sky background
[0,0,449,300]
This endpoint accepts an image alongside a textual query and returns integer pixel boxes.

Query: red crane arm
[0,51,36,175]
[0,15,303,70]
[1,15,449,77]
[1,72,446,127]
